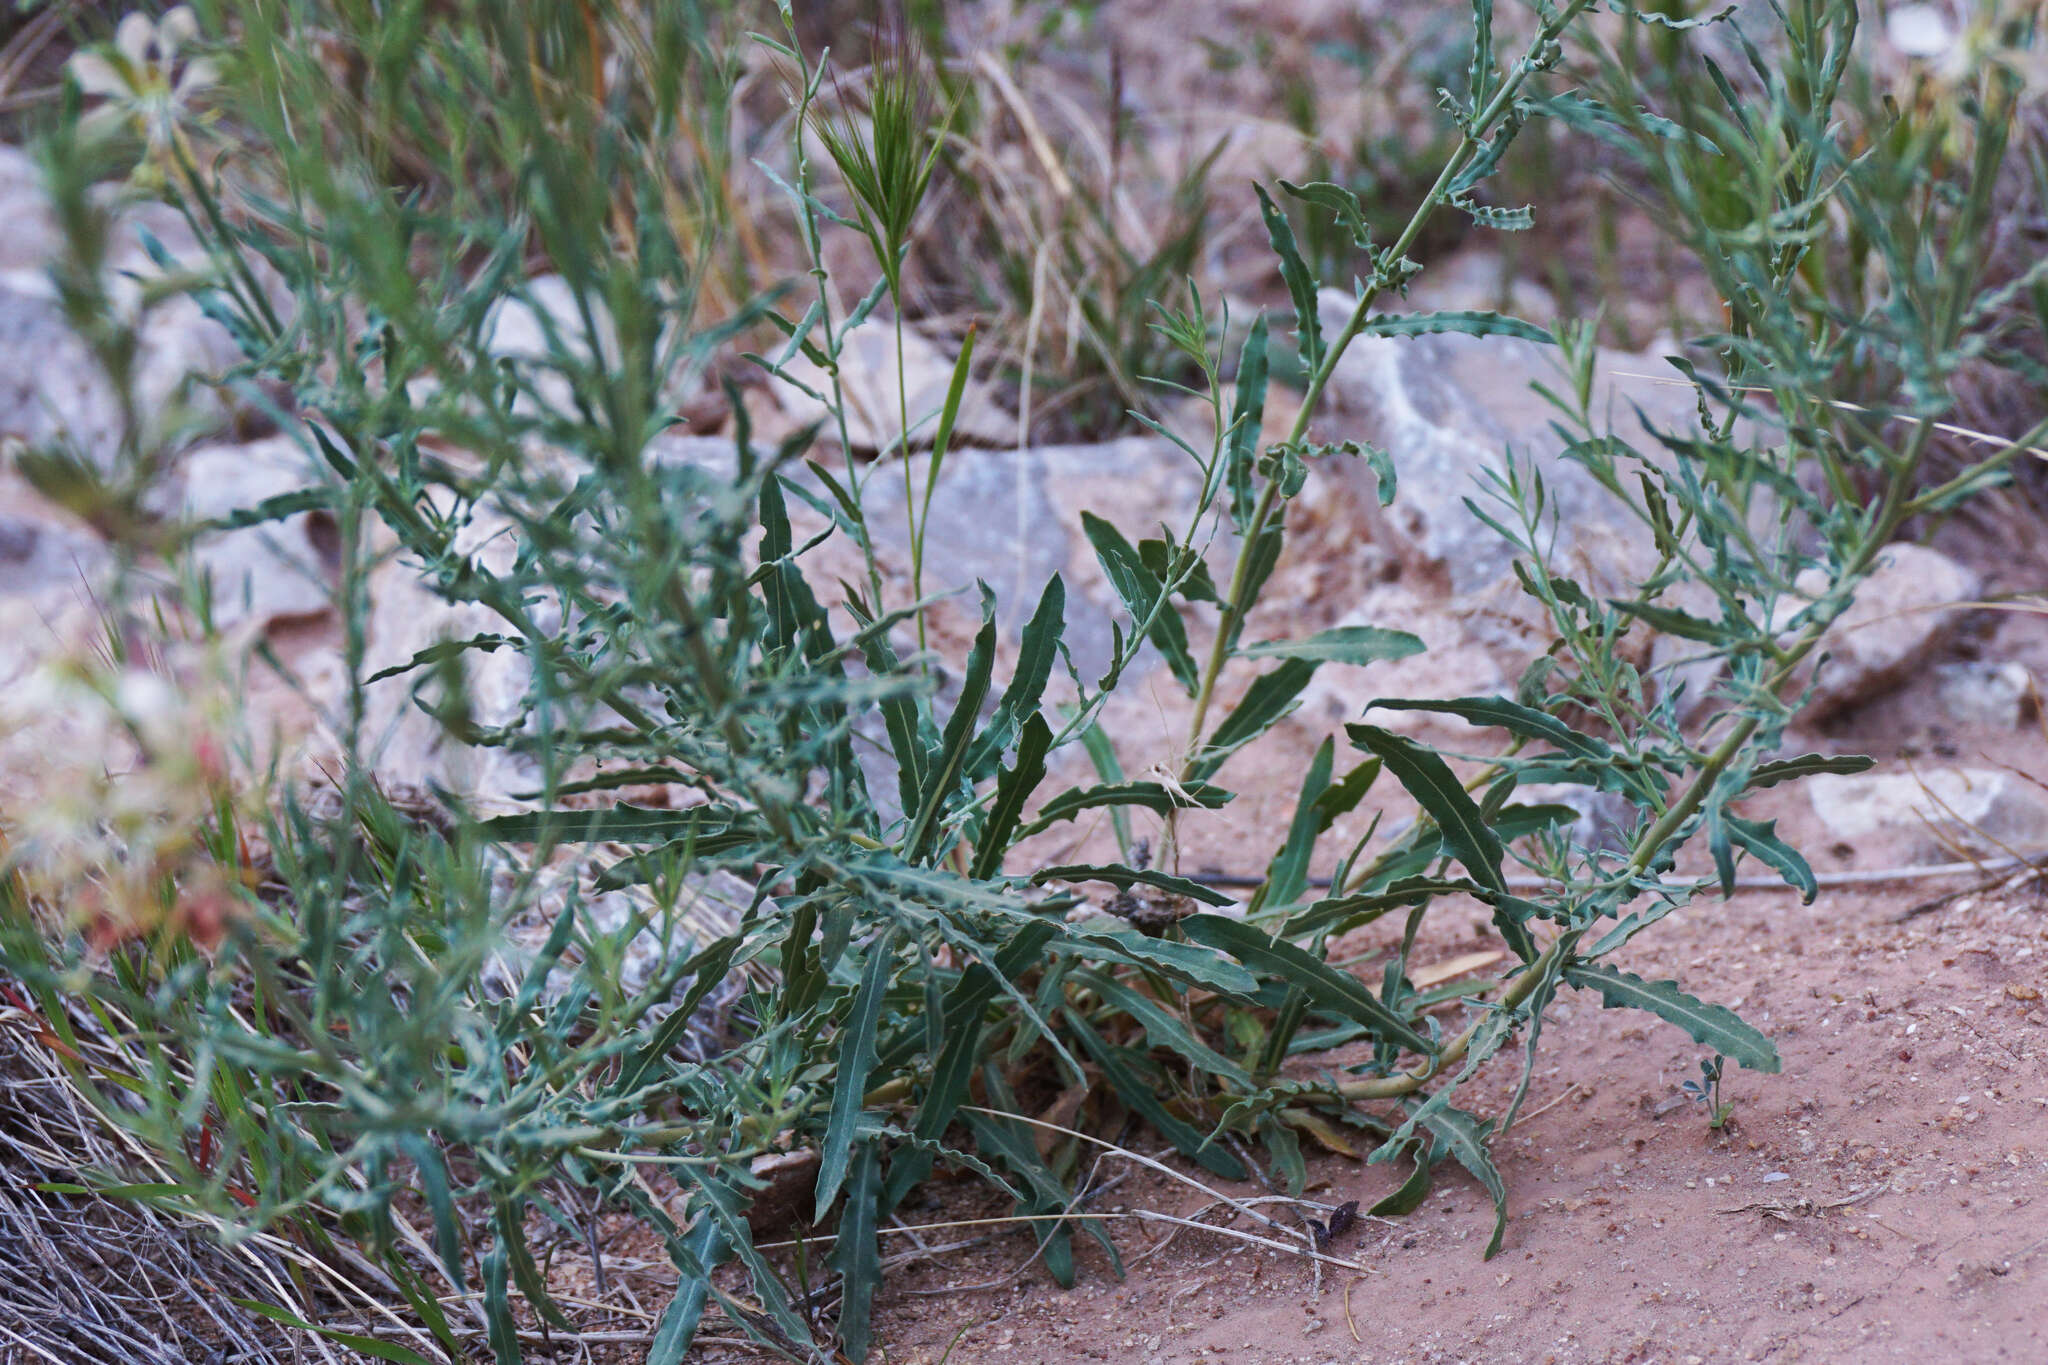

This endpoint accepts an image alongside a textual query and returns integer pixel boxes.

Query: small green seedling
[1682,1054,1735,1131]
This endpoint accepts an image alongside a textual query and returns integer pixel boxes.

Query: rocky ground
[4,25,2048,1355]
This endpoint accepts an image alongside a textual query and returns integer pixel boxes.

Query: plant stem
[897,301,927,656]
[1172,0,1593,818]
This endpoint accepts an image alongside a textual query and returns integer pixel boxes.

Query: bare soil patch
[689,875,2045,1364]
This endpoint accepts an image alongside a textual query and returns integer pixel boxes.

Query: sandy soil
[699,872,2045,1365]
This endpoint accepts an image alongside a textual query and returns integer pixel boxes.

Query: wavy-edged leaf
[1563,962,1780,1072]
[1065,1008,1247,1179]
[1063,925,1260,997]
[1746,752,1875,790]
[1082,513,1199,694]
[1031,864,1235,907]
[206,488,334,541]
[1240,625,1425,666]
[964,575,1065,781]
[1613,0,1737,29]
[1356,310,1554,344]
[971,713,1053,880]
[1019,779,1232,836]
[1177,914,1434,1056]
[1312,757,1381,833]
[1347,725,1504,893]
[816,931,899,1219]
[1278,178,1375,250]
[477,802,748,846]
[1225,313,1270,532]
[1609,598,1728,642]
[1256,183,1323,371]
[1073,969,1253,1087]
[830,1143,884,1360]
[1367,1139,1436,1216]
[1281,875,1477,939]
[1725,813,1818,902]
[1412,1104,1509,1258]
[1190,658,1318,782]
[1373,695,1611,762]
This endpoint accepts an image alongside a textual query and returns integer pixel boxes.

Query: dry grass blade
[0,993,330,1365]
[1611,370,2048,464]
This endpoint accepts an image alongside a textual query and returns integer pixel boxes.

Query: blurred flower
[1885,3,1957,59]
[66,7,219,176]
[0,651,250,953]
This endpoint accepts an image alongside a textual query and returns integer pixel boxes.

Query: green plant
[1682,1053,1734,1129]
[4,1,2044,1362]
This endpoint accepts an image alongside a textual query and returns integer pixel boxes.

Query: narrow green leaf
[1031,864,1235,907]
[1264,738,1334,909]
[1373,695,1611,762]
[1239,625,1425,666]
[1177,914,1435,1056]
[1082,513,1199,694]
[1746,753,1875,789]
[1078,720,1133,855]
[1226,313,1270,532]
[476,803,746,845]
[1367,1139,1436,1216]
[971,713,1053,880]
[1608,598,1728,642]
[229,1301,436,1365]
[1312,757,1381,832]
[831,1143,885,1360]
[816,931,900,1219]
[1019,779,1233,836]
[645,1213,726,1365]
[1364,442,1398,506]
[1257,183,1324,371]
[1189,658,1318,782]
[1356,310,1553,344]
[401,1135,464,1288]
[206,486,331,531]
[1278,179,1375,250]
[1563,962,1781,1073]
[964,575,1065,781]
[1412,1104,1509,1258]
[904,590,997,860]
[1138,539,1222,603]
[921,321,978,510]
[1347,725,1504,894]
[1073,970,1253,1087]
[1279,877,1476,942]
[1065,1009,1247,1180]
[1725,813,1818,903]
[481,1227,524,1364]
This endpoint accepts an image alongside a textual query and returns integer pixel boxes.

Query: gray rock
[1934,660,2034,730]
[0,283,125,465]
[1317,288,1709,598]
[1792,543,1980,719]
[0,146,60,275]
[0,480,107,597]
[841,435,1215,682]
[1808,766,2048,861]
[175,437,338,628]
[0,158,245,470]
[356,501,542,808]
